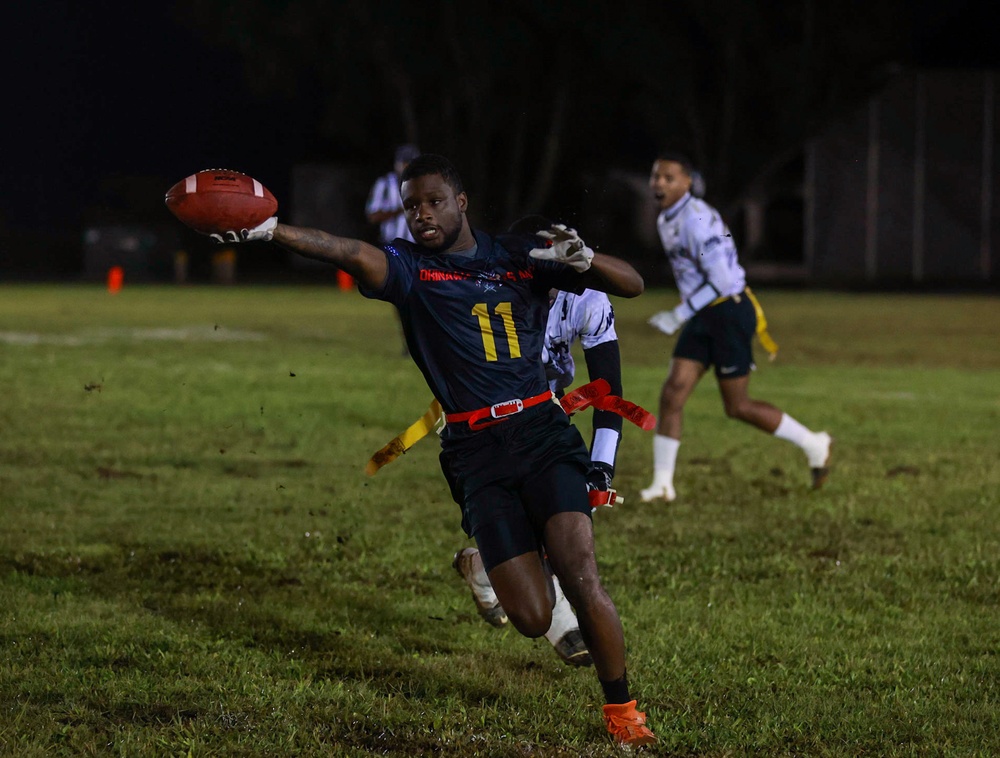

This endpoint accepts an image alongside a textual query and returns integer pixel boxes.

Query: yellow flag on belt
[365,400,443,476]
[744,287,779,360]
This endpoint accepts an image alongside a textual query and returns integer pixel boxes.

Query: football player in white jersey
[641,152,832,502]
[453,219,626,669]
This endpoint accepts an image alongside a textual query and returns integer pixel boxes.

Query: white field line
[777,389,921,401]
[0,326,268,346]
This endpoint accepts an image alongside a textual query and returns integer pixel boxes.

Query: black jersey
[360,229,585,418]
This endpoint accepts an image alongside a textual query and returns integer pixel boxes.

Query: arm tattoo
[273,225,386,287]
[276,226,363,266]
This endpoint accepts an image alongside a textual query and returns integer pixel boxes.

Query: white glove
[529,224,594,272]
[209,217,278,243]
[648,308,685,335]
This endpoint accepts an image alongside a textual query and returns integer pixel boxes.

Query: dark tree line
[176,0,911,227]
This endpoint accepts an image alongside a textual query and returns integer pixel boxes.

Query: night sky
[6,3,308,236]
[2,1,997,242]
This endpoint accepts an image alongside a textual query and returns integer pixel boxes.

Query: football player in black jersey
[215,154,656,748]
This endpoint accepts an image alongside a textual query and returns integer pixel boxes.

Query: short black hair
[400,153,464,194]
[506,214,554,235]
[654,151,694,175]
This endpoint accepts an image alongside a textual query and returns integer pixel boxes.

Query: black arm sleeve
[583,340,623,437]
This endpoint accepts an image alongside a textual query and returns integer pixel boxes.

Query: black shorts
[439,402,592,573]
[673,293,756,379]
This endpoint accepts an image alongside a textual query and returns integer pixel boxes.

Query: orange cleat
[602,700,657,748]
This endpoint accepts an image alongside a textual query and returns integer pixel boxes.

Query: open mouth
[418,227,439,242]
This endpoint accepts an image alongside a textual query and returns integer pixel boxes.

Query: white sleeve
[590,428,620,468]
[365,176,390,215]
[674,215,737,319]
[574,291,618,350]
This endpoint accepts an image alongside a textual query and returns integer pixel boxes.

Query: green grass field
[1,284,998,756]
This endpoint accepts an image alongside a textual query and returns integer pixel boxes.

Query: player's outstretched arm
[578,253,644,298]
[272,223,388,290]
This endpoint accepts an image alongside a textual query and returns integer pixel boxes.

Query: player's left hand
[648,309,684,335]
[545,362,573,392]
[586,463,622,509]
[529,224,594,272]
[586,463,613,493]
[209,216,278,244]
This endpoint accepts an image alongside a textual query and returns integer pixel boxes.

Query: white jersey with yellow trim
[542,289,617,395]
[656,192,746,307]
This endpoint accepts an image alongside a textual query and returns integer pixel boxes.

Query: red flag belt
[560,379,656,431]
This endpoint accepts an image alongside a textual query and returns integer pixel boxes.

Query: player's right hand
[209,217,278,244]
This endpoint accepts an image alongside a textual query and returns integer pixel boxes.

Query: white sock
[544,575,579,644]
[773,413,814,450]
[652,434,680,482]
[467,550,499,605]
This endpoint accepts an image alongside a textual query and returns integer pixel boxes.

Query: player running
[641,151,831,503]
[214,154,656,748]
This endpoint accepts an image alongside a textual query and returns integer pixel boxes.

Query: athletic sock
[773,413,814,450]
[465,549,499,605]
[600,670,631,705]
[543,575,578,645]
[652,435,680,480]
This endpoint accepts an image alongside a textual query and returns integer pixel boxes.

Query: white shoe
[804,432,832,489]
[640,480,676,502]
[452,548,507,627]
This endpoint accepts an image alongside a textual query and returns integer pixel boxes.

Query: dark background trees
[1,0,992,277]
[176,0,911,225]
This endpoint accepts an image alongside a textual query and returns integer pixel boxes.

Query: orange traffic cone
[337,269,354,291]
[107,266,124,294]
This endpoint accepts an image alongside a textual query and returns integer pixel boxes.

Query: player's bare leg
[717,374,782,431]
[484,490,654,745]
[452,547,508,627]
[543,511,656,746]
[541,511,625,683]
[486,551,556,639]
[655,357,706,439]
[454,546,591,665]
[718,375,832,488]
[642,357,705,502]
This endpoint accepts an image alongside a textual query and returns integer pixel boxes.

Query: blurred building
[82,224,180,283]
[806,67,998,287]
[584,68,999,290]
[288,163,373,277]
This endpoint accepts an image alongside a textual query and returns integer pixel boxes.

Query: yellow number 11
[472,302,521,361]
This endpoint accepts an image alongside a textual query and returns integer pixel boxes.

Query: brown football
[164,169,278,235]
